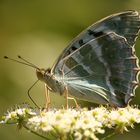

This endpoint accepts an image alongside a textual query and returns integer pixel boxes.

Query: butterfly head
[36,68,51,82]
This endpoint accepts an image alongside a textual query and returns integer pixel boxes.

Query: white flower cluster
[0,107,36,124]
[1,106,140,140]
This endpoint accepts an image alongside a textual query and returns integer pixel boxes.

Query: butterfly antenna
[17,55,39,69]
[4,56,39,69]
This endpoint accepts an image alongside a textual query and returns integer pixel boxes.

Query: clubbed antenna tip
[4,56,8,59]
[17,55,21,58]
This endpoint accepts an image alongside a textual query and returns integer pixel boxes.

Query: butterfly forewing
[53,10,140,69]
[51,10,140,107]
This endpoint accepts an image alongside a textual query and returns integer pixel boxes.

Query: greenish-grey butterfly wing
[52,10,140,107]
[53,10,140,70]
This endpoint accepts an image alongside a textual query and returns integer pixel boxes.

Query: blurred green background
[0,0,140,140]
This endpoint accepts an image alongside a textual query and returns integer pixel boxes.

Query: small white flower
[16,109,24,115]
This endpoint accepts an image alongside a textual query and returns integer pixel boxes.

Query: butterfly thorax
[36,68,65,95]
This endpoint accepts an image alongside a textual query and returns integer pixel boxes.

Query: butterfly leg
[44,84,51,110]
[60,63,69,109]
[67,97,79,108]
[64,86,79,109]
[64,86,69,109]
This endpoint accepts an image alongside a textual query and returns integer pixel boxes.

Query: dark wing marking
[52,10,140,73]
[54,32,140,107]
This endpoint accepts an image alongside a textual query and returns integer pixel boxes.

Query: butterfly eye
[45,68,51,74]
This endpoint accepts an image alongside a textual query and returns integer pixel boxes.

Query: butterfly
[5,10,140,108]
